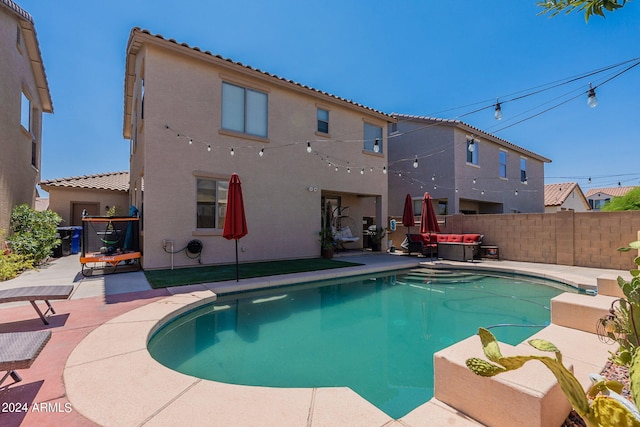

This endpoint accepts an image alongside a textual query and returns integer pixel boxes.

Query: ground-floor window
[196,178,228,229]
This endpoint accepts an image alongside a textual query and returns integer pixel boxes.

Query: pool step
[596,273,628,299]
[433,333,571,427]
[550,292,617,334]
[404,269,485,284]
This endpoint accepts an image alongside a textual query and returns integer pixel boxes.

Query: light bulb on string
[373,138,380,153]
[587,83,598,108]
[494,101,503,120]
[515,189,518,196]
[230,148,235,156]
[360,168,364,175]
[431,174,436,181]
[413,156,418,168]
[335,166,339,172]
[455,188,459,193]
[383,166,387,174]
[188,138,193,145]
[473,177,477,184]
[259,148,264,157]
[468,140,475,152]
[481,190,485,195]
[207,144,211,152]
[347,167,351,174]
[306,141,312,153]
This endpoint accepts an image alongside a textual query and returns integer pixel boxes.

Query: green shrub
[6,204,61,265]
[0,252,34,281]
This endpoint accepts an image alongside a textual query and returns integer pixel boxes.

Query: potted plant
[369,226,387,252]
[319,227,335,259]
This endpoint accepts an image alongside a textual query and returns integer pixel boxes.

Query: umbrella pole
[235,239,239,282]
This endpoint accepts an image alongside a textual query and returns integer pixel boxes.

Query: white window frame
[363,122,383,153]
[21,92,31,132]
[196,178,228,229]
[222,82,268,137]
[317,108,329,134]
[499,150,507,178]
[466,138,478,165]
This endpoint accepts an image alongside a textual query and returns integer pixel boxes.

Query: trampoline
[80,216,141,276]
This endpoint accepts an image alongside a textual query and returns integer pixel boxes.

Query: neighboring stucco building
[0,0,52,238]
[585,186,638,211]
[123,28,393,269]
[544,182,590,213]
[39,171,130,225]
[388,114,551,217]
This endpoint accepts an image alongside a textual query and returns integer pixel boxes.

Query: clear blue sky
[19,0,640,194]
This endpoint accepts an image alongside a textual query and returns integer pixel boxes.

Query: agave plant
[596,243,640,366]
[466,328,640,427]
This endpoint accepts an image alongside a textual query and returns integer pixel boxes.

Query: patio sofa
[406,233,482,261]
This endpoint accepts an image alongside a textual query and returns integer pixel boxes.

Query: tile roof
[39,172,129,192]
[123,28,393,138]
[392,113,551,163]
[1,0,53,112]
[585,186,638,198]
[544,182,580,206]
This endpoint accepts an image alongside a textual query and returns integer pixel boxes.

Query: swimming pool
[147,268,582,419]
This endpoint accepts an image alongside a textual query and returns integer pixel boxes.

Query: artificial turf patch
[144,258,362,288]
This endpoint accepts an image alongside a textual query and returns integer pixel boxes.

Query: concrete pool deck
[0,253,632,426]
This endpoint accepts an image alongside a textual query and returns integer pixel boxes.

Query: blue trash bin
[70,226,82,254]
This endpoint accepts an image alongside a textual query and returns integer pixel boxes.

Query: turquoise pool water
[147,268,581,419]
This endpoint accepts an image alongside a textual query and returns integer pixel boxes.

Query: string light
[374,138,380,153]
[189,138,193,145]
[473,177,477,184]
[413,156,418,168]
[515,189,518,196]
[306,141,312,153]
[587,83,598,108]
[207,144,211,152]
[360,168,364,175]
[230,148,235,156]
[383,166,387,174]
[259,148,264,157]
[431,173,436,181]
[494,101,503,120]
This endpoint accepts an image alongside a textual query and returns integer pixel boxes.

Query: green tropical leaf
[478,328,503,363]
[528,339,560,353]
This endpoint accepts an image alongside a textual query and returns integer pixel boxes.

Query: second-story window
[21,92,31,132]
[317,108,329,133]
[222,82,268,137]
[499,150,507,178]
[520,158,527,183]
[466,138,478,165]
[364,123,382,153]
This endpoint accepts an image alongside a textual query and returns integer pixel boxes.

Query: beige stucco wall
[44,187,129,226]
[0,8,44,238]
[126,35,390,269]
[388,117,547,217]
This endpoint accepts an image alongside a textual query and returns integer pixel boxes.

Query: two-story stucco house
[123,28,393,269]
[0,0,52,238]
[388,114,550,217]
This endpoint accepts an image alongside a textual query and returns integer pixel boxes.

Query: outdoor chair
[0,285,74,325]
[0,330,51,387]
[333,226,360,251]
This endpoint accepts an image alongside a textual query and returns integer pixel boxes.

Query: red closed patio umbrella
[402,194,415,234]
[223,173,248,281]
[420,192,440,258]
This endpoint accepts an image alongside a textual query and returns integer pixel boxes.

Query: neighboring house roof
[392,113,551,163]
[123,28,394,139]
[544,182,588,207]
[39,171,129,192]
[585,186,637,198]
[0,0,53,112]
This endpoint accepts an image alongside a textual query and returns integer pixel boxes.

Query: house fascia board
[2,1,53,113]
[394,113,551,164]
[123,28,393,139]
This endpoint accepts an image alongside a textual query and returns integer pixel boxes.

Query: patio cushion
[463,234,481,243]
[447,234,464,243]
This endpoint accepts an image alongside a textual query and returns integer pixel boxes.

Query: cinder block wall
[389,211,640,270]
